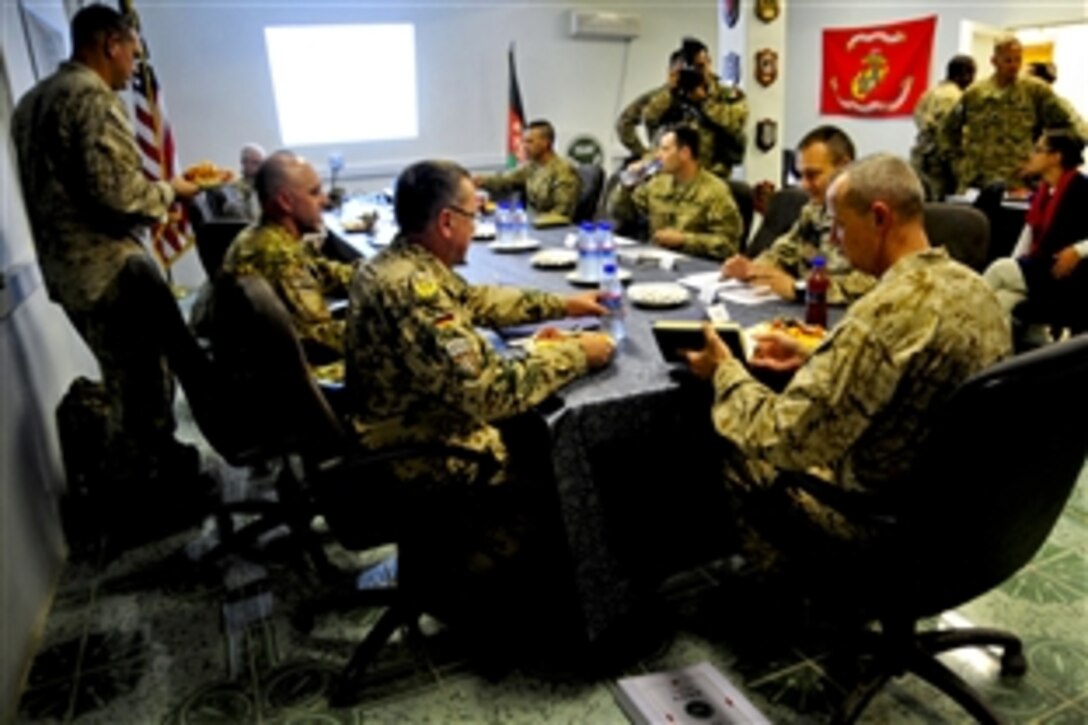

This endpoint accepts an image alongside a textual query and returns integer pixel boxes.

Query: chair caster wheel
[1001,649,1027,677]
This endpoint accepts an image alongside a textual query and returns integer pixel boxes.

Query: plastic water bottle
[496,202,512,244]
[356,554,398,589]
[576,221,599,281]
[805,256,829,328]
[600,263,626,341]
[511,202,529,243]
[596,221,616,272]
[620,158,663,187]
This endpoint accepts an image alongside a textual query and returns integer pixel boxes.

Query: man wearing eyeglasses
[222,150,355,373]
[347,160,614,486]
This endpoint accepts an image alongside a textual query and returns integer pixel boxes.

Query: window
[264,24,418,146]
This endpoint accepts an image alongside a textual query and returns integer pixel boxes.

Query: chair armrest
[776,471,897,527]
[315,443,501,488]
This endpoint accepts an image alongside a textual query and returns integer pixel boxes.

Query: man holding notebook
[685,154,1011,573]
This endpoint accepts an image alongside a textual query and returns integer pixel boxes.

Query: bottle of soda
[599,263,626,341]
[805,256,829,328]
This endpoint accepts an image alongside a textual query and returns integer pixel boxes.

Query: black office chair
[923,202,991,272]
[198,273,499,706]
[188,190,251,277]
[747,186,808,256]
[780,334,1088,723]
[574,163,605,223]
[726,179,754,252]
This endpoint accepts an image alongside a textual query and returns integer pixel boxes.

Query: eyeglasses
[1033,144,1054,154]
[445,204,476,221]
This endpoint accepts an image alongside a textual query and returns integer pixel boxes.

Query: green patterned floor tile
[999,568,1083,606]
[1034,551,1088,597]
[1032,699,1088,725]
[1024,639,1088,700]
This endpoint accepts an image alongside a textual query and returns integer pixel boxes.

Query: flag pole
[120,0,174,282]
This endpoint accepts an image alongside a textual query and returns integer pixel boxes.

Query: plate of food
[183,161,233,188]
[627,282,690,308]
[340,211,378,234]
[489,238,541,253]
[530,249,578,269]
[747,318,827,353]
[565,268,632,287]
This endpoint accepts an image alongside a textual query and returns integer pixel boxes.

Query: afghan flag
[507,43,526,168]
[821,15,936,117]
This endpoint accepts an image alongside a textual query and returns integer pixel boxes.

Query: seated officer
[686,154,1011,575]
[722,125,876,303]
[473,119,581,219]
[347,159,613,483]
[222,150,355,370]
[608,125,743,260]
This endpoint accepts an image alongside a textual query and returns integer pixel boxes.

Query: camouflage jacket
[641,80,748,177]
[616,85,664,158]
[223,221,354,360]
[476,154,581,218]
[910,81,963,199]
[609,169,744,260]
[346,236,588,482]
[755,202,877,304]
[11,61,174,312]
[711,248,1011,499]
[940,75,1080,192]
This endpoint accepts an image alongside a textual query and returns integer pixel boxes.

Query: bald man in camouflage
[940,36,1081,193]
[222,151,355,374]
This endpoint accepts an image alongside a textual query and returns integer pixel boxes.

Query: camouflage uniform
[475,154,582,219]
[641,79,748,178]
[615,86,665,158]
[755,202,877,304]
[710,248,1011,569]
[223,221,354,363]
[940,75,1080,193]
[910,81,963,200]
[608,169,744,260]
[11,61,197,481]
[346,236,588,484]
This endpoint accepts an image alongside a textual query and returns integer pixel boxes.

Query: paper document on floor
[615,661,770,724]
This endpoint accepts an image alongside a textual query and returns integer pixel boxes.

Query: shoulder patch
[444,336,483,377]
[412,272,439,302]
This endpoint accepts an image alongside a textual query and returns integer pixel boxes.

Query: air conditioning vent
[569,10,641,40]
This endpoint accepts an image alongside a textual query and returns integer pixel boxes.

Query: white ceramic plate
[627,282,691,308]
[488,238,541,252]
[565,269,632,287]
[530,249,579,269]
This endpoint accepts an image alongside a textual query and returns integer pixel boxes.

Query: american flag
[130,46,192,268]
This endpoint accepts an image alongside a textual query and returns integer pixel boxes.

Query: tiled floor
[16,436,1088,724]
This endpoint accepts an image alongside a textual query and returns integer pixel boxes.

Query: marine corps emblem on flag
[755,48,778,87]
[722,0,740,29]
[821,15,936,117]
[756,119,777,152]
[755,0,779,24]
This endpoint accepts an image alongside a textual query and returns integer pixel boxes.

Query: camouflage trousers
[718,445,877,580]
[62,257,207,485]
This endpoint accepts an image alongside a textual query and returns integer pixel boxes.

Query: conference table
[329,204,841,643]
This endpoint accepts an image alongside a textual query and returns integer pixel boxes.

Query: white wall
[1,2,98,717]
[783,0,1088,159]
[133,0,716,190]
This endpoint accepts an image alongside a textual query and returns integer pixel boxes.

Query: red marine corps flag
[122,0,193,270]
[821,15,936,117]
[506,43,526,168]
